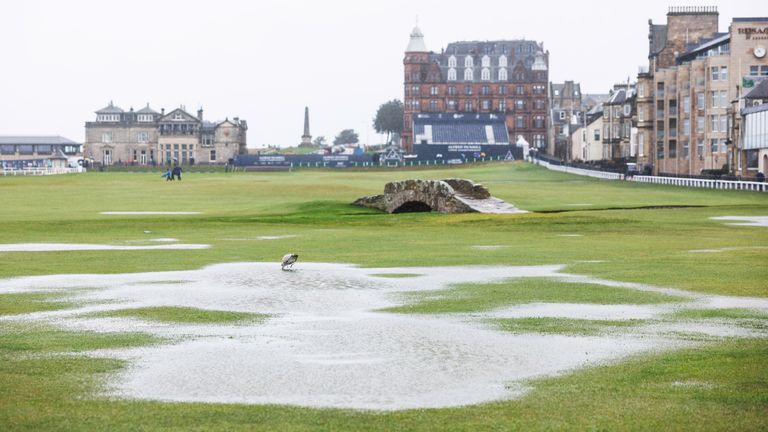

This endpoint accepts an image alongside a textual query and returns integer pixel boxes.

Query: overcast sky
[0,0,760,147]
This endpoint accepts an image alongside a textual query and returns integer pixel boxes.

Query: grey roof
[742,103,768,116]
[679,33,729,60]
[649,24,668,57]
[136,104,159,114]
[607,89,627,105]
[96,102,124,114]
[0,136,79,145]
[745,79,768,99]
[444,40,541,56]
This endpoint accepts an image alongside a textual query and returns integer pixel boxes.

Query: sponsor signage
[738,27,768,40]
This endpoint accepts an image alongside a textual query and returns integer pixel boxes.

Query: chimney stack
[198,108,203,121]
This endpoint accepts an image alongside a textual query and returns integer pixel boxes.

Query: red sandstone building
[402,26,549,157]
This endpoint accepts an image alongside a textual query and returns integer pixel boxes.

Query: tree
[312,136,326,146]
[373,99,404,144]
[333,129,359,145]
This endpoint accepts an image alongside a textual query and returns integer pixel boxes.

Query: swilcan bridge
[353,179,527,214]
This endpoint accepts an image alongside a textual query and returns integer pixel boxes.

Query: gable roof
[136,104,159,114]
[159,108,200,123]
[745,79,768,100]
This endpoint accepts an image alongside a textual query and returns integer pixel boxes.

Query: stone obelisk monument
[300,106,312,147]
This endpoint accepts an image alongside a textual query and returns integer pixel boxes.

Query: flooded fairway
[2,263,767,410]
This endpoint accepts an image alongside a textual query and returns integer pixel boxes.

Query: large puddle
[2,263,767,410]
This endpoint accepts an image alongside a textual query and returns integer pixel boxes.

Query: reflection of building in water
[84,102,247,166]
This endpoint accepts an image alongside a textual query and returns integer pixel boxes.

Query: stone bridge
[352,178,527,214]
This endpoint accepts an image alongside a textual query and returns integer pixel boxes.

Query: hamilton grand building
[637,7,768,176]
[402,26,549,159]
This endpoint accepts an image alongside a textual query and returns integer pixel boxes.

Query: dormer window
[464,55,473,68]
[448,55,457,68]
[499,55,508,68]
[481,68,490,81]
[447,68,457,81]
[173,112,184,120]
[97,114,120,122]
[498,68,508,81]
[137,114,154,122]
[481,55,490,68]
[464,68,474,81]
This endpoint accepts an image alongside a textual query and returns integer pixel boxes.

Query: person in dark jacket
[757,171,765,183]
[172,166,182,181]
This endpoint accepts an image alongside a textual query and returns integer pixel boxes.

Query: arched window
[448,55,457,68]
[481,68,490,81]
[481,55,490,67]
[447,68,457,81]
[498,68,508,81]
[464,55,473,68]
[464,68,474,81]
[499,55,508,68]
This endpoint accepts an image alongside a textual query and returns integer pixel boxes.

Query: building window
[464,100,473,111]
[516,100,525,110]
[559,111,565,120]
[447,68,456,81]
[448,86,456,96]
[711,66,720,81]
[516,85,525,95]
[696,116,704,133]
[697,139,704,157]
[210,150,216,161]
[534,116,544,128]
[682,141,689,160]
[429,100,438,111]
[638,107,645,122]
[448,55,457,68]
[481,55,490,68]
[499,55,507,68]
[535,99,546,110]
[464,68,474,81]
[481,68,490,81]
[498,100,506,111]
[516,115,525,128]
[137,114,153,122]
[481,85,490,95]
[534,135,545,147]
[720,66,728,81]
[137,132,149,143]
[411,85,420,95]
[623,104,631,116]
[430,86,438,95]
[533,85,545,95]
[103,149,112,165]
[683,96,690,114]
[668,140,677,159]
[464,85,473,95]
[638,84,645,98]
[101,132,112,143]
[710,115,719,132]
[720,115,727,134]
[710,138,718,153]
[447,100,457,110]
[593,129,600,141]
[696,92,705,109]
[498,85,507,95]
[498,68,507,81]
[683,118,690,135]
[657,141,664,160]
[464,56,473,68]
[481,100,490,110]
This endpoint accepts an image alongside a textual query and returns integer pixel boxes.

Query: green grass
[0,292,73,316]
[670,308,768,320]
[88,306,268,324]
[0,162,767,430]
[490,317,647,335]
[384,278,688,314]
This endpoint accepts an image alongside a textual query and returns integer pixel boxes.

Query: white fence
[630,175,768,192]
[533,159,624,180]
[1,167,85,176]
[533,159,768,192]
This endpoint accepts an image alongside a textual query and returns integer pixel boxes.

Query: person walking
[172,166,182,181]
[163,168,173,181]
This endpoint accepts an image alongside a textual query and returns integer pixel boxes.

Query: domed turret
[405,26,428,52]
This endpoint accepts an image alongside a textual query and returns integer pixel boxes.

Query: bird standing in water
[281,253,298,271]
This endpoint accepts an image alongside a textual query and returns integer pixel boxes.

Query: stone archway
[392,201,433,213]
